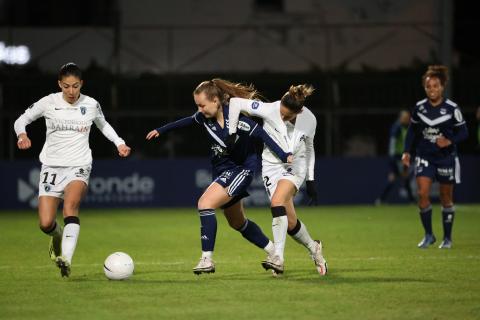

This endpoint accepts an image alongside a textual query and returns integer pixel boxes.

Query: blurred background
[1,0,479,208]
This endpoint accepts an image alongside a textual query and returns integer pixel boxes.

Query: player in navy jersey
[146,79,292,274]
[402,65,468,249]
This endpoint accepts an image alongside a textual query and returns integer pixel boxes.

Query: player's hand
[226,133,237,151]
[401,152,411,168]
[17,133,31,150]
[286,154,294,164]
[436,136,452,148]
[146,130,160,140]
[118,144,131,157]
[306,180,318,206]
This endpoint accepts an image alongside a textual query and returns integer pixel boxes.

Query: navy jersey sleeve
[446,107,468,144]
[241,117,290,163]
[155,112,203,134]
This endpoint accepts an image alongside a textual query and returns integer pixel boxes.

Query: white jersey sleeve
[305,135,315,181]
[228,97,273,135]
[93,103,125,147]
[14,96,49,136]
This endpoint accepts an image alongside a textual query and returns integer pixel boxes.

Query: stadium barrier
[1,157,478,209]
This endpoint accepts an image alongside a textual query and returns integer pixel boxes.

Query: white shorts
[38,164,92,199]
[262,161,307,200]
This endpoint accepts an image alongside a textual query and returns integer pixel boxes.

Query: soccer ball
[103,252,134,280]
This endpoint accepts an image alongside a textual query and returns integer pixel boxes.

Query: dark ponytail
[281,84,314,112]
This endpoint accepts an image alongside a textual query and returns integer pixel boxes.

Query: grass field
[1,205,479,320]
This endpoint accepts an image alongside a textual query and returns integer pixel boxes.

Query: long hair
[422,65,448,87]
[280,84,314,112]
[193,78,261,105]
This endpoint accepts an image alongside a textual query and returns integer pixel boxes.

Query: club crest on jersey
[237,121,251,131]
[44,185,51,192]
[419,105,427,113]
[251,101,259,110]
[80,106,86,115]
[440,108,447,115]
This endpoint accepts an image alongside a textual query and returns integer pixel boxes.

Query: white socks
[264,240,275,255]
[62,222,80,264]
[272,215,288,261]
[201,251,213,259]
[289,220,316,254]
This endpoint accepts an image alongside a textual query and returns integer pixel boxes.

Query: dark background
[1,0,479,161]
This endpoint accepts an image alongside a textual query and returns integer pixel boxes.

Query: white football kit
[228,97,316,198]
[14,92,125,198]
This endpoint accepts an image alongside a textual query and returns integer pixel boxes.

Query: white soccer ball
[103,252,134,280]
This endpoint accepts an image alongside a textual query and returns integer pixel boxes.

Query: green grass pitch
[1,205,479,320]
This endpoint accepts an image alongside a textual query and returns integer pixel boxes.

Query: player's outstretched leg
[288,219,327,276]
[236,219,275,253]
[223,201,275,259]
[193,209,217,275]
[417,205,436,248]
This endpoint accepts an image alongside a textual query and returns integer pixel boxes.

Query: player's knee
[39,220,55,233]
[228,218,245,230]
[270,196,286,207]
[417,188,429,200]
[439,194,453,207]
[63,201,80,215]
[197,197,212,210]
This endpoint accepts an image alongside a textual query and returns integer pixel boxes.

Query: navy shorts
[214,167,253,209]
[414,154,460,184]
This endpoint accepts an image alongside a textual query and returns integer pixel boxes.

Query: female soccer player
[146,79,292,275]
[228,84,327,276]
[402,65,468,249]
[14,63,131,277]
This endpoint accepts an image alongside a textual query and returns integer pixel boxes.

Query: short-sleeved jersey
[156,105,288,178]
[14,92,125,167]
[410,98,466,157]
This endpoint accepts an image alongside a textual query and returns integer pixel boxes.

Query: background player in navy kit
[146,79,292,274]
[375,110,415,204]
[402,65,468,249]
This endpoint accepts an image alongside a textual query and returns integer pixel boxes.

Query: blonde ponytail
[194,78,261,105]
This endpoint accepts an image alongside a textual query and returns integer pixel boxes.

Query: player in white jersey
[228,84,327,276]
[14,63,131,277]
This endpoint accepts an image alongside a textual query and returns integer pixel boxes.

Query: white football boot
[311,240,328,276]
[193,257,215,275]
[261,253,284,275]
